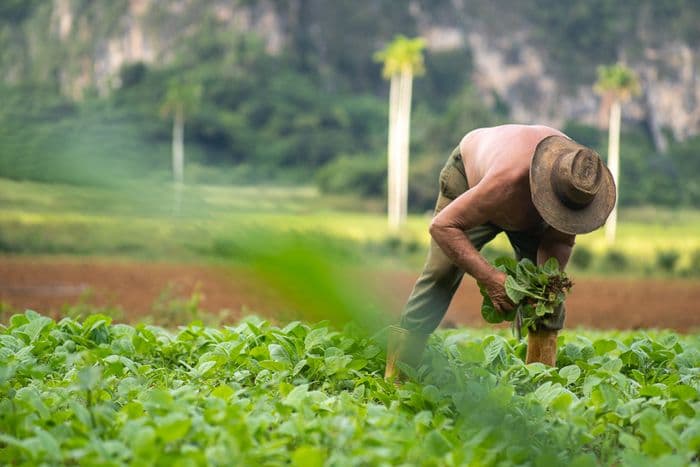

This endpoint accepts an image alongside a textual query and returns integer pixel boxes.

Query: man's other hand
[482,270,515,314]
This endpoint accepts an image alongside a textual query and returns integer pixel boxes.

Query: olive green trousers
[398,146,565,336]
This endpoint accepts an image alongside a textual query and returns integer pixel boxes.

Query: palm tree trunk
[597,93,613,131]
[605,100,621,244]
[388,74,400,229]
[397,69,413,225]
[172,103,185,185]
[172,103,185,214]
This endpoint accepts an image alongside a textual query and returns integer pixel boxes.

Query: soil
[1,256,699,332]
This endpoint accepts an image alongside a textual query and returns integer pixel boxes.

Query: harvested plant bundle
[480,257,573,338]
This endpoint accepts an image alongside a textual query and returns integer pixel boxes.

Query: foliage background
[0,0,699,211]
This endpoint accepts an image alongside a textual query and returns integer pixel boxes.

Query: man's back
[459,124,567,189]
[451,124,566,231]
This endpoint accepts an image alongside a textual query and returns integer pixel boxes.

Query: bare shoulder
[459,124,567,185]
[458,128,484,153]
[531,124,567,137]
[460,124,566,150]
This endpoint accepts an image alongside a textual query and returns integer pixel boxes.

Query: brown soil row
[1,257,698,332]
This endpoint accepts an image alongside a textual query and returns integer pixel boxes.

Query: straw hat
[530,135,616,234]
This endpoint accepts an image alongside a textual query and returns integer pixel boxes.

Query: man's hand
[480,270,515,314]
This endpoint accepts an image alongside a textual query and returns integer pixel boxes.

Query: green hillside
[0,1,699,210]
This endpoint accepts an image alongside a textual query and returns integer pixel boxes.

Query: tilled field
[1,256,698,331]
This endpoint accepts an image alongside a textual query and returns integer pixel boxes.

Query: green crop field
[1,310,699,466]
[2,177,700,276]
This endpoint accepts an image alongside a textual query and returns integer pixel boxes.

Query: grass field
[1,177,699,275]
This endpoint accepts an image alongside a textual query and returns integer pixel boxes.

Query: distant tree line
[0,0,698,210]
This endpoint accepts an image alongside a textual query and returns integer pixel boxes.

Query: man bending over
[385,124,615,378]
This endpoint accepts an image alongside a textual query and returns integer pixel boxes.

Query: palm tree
[594,63,640,244]
[374,35,426,229]
[161,79,202,213]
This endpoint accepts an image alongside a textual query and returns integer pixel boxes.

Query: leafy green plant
[601,249,629,272]
[0,310,698,465]
[655,249,680,273]
[480,257,572,337]
[315,154,386,198]
[61,289,125,322]
[149,284,212,327]
[686,249,700,276]
[571,245,594,270]
[0,301,14,323]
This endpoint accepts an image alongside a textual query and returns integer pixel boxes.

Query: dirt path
[1,256,698,332]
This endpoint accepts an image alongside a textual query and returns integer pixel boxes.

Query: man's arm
[429,173,515,313]
[537,228,575,270]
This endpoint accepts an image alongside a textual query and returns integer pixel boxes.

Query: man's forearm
[429,224,496,283]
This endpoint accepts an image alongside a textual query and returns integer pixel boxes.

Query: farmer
[385,124,616,378]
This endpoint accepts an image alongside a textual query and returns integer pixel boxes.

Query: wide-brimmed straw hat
[530,135,616,235]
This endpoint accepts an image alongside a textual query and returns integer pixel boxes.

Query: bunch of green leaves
[480,257,573,337]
